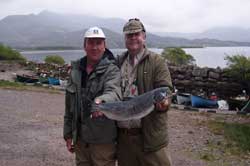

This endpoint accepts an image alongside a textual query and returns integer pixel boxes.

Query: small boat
[240,100,250,113]
[191,95,218,108]
[16,74,39,83]
[39,77,49,84]
[48,77,60,85]
[177,93,191,105]
[227,99,248,110]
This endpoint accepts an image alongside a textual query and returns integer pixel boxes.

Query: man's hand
[91,98,104,118]
[155,97,171,112]
[66,138,74,153]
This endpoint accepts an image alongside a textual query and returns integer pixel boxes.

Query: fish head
[153,87,168,103]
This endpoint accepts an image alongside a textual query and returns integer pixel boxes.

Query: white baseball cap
[84,26,106,39]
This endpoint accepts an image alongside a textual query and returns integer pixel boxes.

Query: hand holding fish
[91,98,104,118]
[153,87,171,112]
[155,97,171,112]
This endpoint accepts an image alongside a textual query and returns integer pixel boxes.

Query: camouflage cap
[123,18,146,34]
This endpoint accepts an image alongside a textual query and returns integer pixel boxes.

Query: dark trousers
[117,130,172,166]
[75,141,116,166]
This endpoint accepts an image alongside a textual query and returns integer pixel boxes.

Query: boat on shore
[177,93,191,105]
[16,74,39,83]
[240,100,250,113]
[48,77,60,85]
[38,77,49,84]
[227,98,248,110]
[191,95,218,108]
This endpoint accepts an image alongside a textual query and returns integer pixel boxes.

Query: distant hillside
[1,11,250,49]
[198,27,250,42]
[146,33,250,48]
[157,27,250,42]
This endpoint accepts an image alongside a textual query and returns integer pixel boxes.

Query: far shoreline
[17,45,250,52]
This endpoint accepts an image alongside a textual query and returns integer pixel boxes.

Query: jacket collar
[75,48,114,74]
[118,46,150,67]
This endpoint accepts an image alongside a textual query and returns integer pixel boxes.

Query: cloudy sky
[1,0,250,33]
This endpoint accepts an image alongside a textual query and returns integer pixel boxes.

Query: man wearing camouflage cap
[116,19,173,166]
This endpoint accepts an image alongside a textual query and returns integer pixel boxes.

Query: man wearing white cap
[63,27,121,166]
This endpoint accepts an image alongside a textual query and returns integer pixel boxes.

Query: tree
[224,54,250,93]
[44,55,65,65]
[224,54,250,81]
[161,47,195,65]
[0,44,26,61]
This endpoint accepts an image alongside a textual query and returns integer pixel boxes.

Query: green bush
[162,47,195,65]
[224,54,250,81]
[0,44,26,61]
[44,55,65,65]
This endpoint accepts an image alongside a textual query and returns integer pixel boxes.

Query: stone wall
[168,63,244,98]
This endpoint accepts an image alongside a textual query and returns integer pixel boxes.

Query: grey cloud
[0,0,250,33]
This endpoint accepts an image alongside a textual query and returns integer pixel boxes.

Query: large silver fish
[91,87,170,121]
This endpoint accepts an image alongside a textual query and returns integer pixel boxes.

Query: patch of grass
[200,153,215,161]
[213,115,227,122]
[0,80,24,87]
[208,120,250,153]
[224,122,250,152]
[0,80,63,94]
[193,119,206,127]
[207,121,225,135]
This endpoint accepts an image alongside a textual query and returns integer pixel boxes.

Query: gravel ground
[0,89,249,166]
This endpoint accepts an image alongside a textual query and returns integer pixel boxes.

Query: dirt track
[0,89,249,166]
[0,89,74,166]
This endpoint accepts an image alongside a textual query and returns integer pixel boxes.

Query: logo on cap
[93,29,99,34]
[84,26,106,38]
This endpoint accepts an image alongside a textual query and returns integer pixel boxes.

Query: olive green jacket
[64,51,122,144]
[117,48,173,152]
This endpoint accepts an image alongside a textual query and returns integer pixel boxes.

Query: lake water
[21,47,250,68]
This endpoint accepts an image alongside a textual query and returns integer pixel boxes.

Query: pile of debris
[24,61,70,80]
